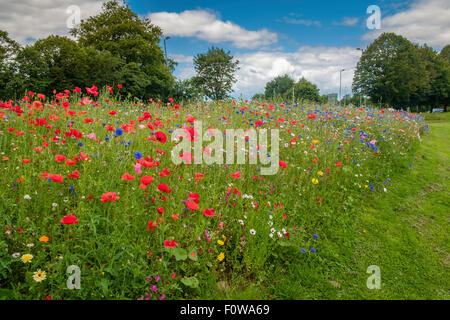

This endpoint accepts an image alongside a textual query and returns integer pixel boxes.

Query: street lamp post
[163,36,170,60]
[356,48,365,106]
[339,69,345,106]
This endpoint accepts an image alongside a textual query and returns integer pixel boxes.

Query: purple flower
[154,275,160,282]
[311,248,316,253]
[160,294,166,300]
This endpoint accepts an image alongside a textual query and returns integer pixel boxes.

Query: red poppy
[335,161,342,167]
[203,209,215,217]
[186,201,199,210]
[230,172,241,179]
[158,183,172,193]
[155,131,167,143]
[279,161,287,169]
[147,221,158,232]
[68,170,80,179]
[164,240,179,248]
[157,207,164,215]
[101,192,119,203]
[55,154,66,163]
[121,173,135,181]
[60,215,79,224]
[141,175,154,185]
[49,174,64,182]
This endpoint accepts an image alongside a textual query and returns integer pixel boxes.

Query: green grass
[264,113,450,300]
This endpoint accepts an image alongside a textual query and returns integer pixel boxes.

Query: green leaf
[181,277,199,288]
[188,250,198,262]
[173,248,187,261]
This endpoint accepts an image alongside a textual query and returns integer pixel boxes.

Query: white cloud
[281,17,322,27]
[169,54,193,63]
[363,0,450,48]
[148,10,278,49]
[232,47,362,98]
[0,0,104,44]
[333,17,359,26]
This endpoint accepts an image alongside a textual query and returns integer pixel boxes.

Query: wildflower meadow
[0,86,435,300]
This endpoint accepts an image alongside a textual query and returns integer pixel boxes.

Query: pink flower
[180,152,192,164]
[87,132,96,140]
[132,163,142,174]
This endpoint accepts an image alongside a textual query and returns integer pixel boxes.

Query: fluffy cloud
[148,10,277,49]
[174,47,361,98]
[333,17,359,26]
[0,0,104,44]
[232,47,361,98]
[281,17,322,27]
[363,0,450,48]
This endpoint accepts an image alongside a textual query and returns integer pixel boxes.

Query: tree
[170,78,202,102]
[416,45,450,112]
[353,32,428,109]
[192,47,239,101]
[70,0,174,99]
[251,93,265,102]
[0,30,20,98]
[291,77,320,102]
[264,74,294,100]
[440,45,450,64]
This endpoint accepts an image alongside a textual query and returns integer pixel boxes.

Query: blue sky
[131,0,407,51]
[1,0,448,98]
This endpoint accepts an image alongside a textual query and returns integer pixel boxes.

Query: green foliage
[264,74,294,100]
[0,31,20,99]
[251,93,265,102]
[0,0,175,100]
[170,78,202,102]
[440,45,450,64]
[192,47,239,101]
[353,33,450,110]
[291,77,320,103]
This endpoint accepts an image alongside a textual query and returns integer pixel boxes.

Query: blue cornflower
[115,128,124,136]
[135,152,143,160]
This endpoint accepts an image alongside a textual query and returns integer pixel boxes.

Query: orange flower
[39,236,49,242]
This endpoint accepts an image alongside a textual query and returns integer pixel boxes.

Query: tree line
[1,1,448,109]
[353,33,450,112]
[252,75,329,104]
[0,1,239,102]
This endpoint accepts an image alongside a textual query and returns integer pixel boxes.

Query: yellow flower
[311,178,319,185]
[317,171,323,176]
[222,235,227,241]
[21,254,33,263]
[33,269,47,282]
[39,236,49,242]
[312,139,320,145]
[217,240,224,246]
[217,252,225,262]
